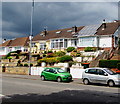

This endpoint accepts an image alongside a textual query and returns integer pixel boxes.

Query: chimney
[102,19,106,30]
[72,25,77,32]
[44,28,47,36]
[3,39,6,43]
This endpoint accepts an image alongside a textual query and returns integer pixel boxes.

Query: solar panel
[78,24,101,36]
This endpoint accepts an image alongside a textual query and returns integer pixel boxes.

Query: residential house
[32,20,120,52]
[77,20,120,50]
[0,37,29,56]
[32,26,84,52]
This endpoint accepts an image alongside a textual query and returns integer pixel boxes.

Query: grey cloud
[2,2,118,39]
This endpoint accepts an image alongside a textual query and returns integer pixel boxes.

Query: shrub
[58,55,73,62]
[67,47,75,52]
[84,47,95,52]
[55,51,66,57]
[117,63,120,70]
[47,50,53,53]
[24,64,28,67]
[47,53,56,57]
[99,60,120,68]
[7,57,12,59]
[38,57,59,65]
[70,52,81,57]
[19,64,23,66]
[30,63,33,66]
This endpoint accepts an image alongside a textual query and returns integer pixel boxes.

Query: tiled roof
[32,26,84,41]
[9,37,29,47]
[96,21,120,35]
[0,37,29,47]
[0,40,12,47]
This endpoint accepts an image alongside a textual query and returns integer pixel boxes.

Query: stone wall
[3,67,29,75]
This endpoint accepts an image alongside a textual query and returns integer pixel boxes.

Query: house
[0,37,29,56]
[77,20,120,50]
[32,20,120,52]
[32,26,84,53]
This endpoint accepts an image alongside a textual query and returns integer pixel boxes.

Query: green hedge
[58,55,73,62]
[117,63,120,70]
[66,47,75,52]
[99,60,120,68]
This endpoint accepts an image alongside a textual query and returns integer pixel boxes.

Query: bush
[55,51,66,57]
[19,64,23,66]
[99,60,120,68]
[67,47,75,52]
[47,50,53,53]
[47,53,56,57]
[38,57,59,65]
[84,47,95,52]
[7,57,12,59]
[70,52,81,57]
[24,64,28,67]
[58,55,73,62]
[117,63,120,70]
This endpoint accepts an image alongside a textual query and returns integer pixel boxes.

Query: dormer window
[40,33,44,36]
[56,31,61,34]
[67,30,72,32]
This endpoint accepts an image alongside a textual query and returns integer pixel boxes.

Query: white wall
[78,36,97,47]
[30,67,85,79]
[99,36,112,47]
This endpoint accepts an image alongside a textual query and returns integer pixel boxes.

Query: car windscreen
[104,68,116,75]
[56,68,65,73]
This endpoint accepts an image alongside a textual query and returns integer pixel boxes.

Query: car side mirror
[104,73,108,76]
[54,72,57,74]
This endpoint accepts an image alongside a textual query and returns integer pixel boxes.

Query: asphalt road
[1,74,120,103]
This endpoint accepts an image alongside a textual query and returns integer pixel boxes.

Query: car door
[87,69,99,83]
[47,68,56,80]
[96,69,109,84]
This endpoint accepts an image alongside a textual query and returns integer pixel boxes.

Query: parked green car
[41,67,72,82]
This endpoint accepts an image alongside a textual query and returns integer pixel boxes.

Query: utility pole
[29,0,34,75]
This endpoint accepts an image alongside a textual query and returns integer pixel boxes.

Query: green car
[41,67,72,82]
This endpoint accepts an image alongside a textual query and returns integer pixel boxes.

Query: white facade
[99,36,112,48]
[78,36,97,47]
[0,46,27,56]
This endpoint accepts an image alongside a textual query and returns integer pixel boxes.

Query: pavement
[1,73,83,84]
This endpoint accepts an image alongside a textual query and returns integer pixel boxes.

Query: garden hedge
[99,60,120,68]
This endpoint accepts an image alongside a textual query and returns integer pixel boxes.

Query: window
[88,69,97,74]
[97,69,105,75]
[71,39,78,46]
[40,43,46,50]
[51,39,66,49]
[49,69,55,73]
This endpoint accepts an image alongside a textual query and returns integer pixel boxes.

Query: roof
[0,37,29,47]
[0,40,12,47]
[78,24,101,36]
[9,37,29,47]
[96,21,120,35]
[32,26,84,41]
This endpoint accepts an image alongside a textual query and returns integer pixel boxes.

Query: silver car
[82,68,120,87]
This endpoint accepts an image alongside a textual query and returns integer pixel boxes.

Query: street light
[29,0,34,75]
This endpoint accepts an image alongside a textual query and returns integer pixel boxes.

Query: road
[1,74,120,103]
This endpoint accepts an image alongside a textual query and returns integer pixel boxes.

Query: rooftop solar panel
[78,24,101,36]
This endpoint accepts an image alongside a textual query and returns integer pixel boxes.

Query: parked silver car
[82,68,120,87]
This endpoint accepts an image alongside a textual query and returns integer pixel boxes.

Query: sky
[1,1,119,40]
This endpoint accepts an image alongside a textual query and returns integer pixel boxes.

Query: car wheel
[83,79,89,85]
[108,80,115,87]
[41,76,45,81]
[57,77,62,82]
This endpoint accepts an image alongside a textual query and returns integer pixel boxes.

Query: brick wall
[4,67,29,75]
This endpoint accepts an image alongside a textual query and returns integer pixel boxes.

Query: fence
[30,67,85,79]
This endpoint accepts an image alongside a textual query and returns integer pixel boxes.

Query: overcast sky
[2,1,119,40]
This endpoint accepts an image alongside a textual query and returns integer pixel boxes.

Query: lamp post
[29,0,34,75]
